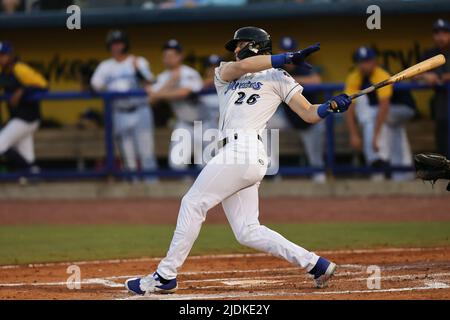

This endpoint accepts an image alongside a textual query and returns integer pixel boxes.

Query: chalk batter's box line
[0,261,447,287]
[1,267,449,291]
[118,281,450,300]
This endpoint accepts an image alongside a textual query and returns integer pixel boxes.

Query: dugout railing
[0,83,449,181]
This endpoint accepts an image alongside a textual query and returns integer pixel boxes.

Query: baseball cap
[353,46,377,63]
[163,39,183,52]
[205,54,222,66]
[279,36,298,51]
[0,41,13,54]
[432,19,450,33]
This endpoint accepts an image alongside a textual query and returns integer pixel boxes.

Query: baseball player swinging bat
[330,54,446,111]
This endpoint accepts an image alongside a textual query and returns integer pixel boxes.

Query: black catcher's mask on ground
[225,26,272,60]
[106,30,130,53]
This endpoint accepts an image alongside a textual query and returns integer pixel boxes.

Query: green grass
[0,222,449,265]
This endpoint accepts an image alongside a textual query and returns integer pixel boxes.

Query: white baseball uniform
[153,65,204,169]
[91,56,157,174]
[157,63,320,280]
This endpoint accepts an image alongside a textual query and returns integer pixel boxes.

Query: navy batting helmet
[225,26,272,60]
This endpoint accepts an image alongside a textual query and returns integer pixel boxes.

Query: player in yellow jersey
[0,41,48,172]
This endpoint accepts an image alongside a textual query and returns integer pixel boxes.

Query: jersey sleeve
[13,63,48,89]
[90,61,107,91]
[274,69,303,104]
[136,57,154,82]
[180,69,203,93]
[214,62,231,91]
[372,67,392,100]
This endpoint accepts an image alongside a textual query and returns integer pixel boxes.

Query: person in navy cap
[266,36,326,182]
[147,39,204,170]
[418,19,450,157]
[345,46,416,181]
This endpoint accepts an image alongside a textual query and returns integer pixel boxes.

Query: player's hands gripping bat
[414,153,450,192]
[329,54,447,111]
[317,93,352,118]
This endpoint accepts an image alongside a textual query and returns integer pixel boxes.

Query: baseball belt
[219,133,263,148]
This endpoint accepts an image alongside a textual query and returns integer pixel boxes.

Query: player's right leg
[222,183,336,288]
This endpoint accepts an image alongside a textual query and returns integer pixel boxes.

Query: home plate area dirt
[0,247,449,300]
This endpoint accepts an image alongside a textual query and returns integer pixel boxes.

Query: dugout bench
[33,120,436,170]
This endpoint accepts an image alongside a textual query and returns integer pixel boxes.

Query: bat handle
[329,92,361,111]
[329,100,338,111]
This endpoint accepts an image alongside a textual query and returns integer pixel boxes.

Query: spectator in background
[146,39,203,170]
[29,0,73,11]
[91,30,158,181]
[76,108,102,130]
[1,0,23,14]
[78,63,96,92]
[418,19,450,157]
[157,0,246,8]
[267,36,326,182]
[0,41,48,173]
[200,55,221,128]
[345,46,416,181]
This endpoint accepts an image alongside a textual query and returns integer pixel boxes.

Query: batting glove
[317,93,352,118]
[271,43,321,69]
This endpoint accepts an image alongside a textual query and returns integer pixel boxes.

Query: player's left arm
[220,43,321,82]
[287,91,352,124]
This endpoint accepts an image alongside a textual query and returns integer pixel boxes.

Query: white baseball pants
[355,95,414,181]
[0,118,39,163]
[157,132,320,280]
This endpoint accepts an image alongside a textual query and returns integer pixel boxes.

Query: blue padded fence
[0,82,449,181]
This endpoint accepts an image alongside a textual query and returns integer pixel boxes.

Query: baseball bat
[330,54,446,110]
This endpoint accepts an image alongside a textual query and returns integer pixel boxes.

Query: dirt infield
[1,196,450,225]
[0,247,449,300]
[1,195,449,299]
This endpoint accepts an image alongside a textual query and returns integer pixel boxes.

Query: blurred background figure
[147,39,203,170]
[198,54,221,164]
[0,41,48,173]
[76,108,103,130]
[345,46,416,181]
[418,19,450,157]
[91,30,158,181]
[267,36,326,182]
[77,63,96,93]
[1,0,23,14]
